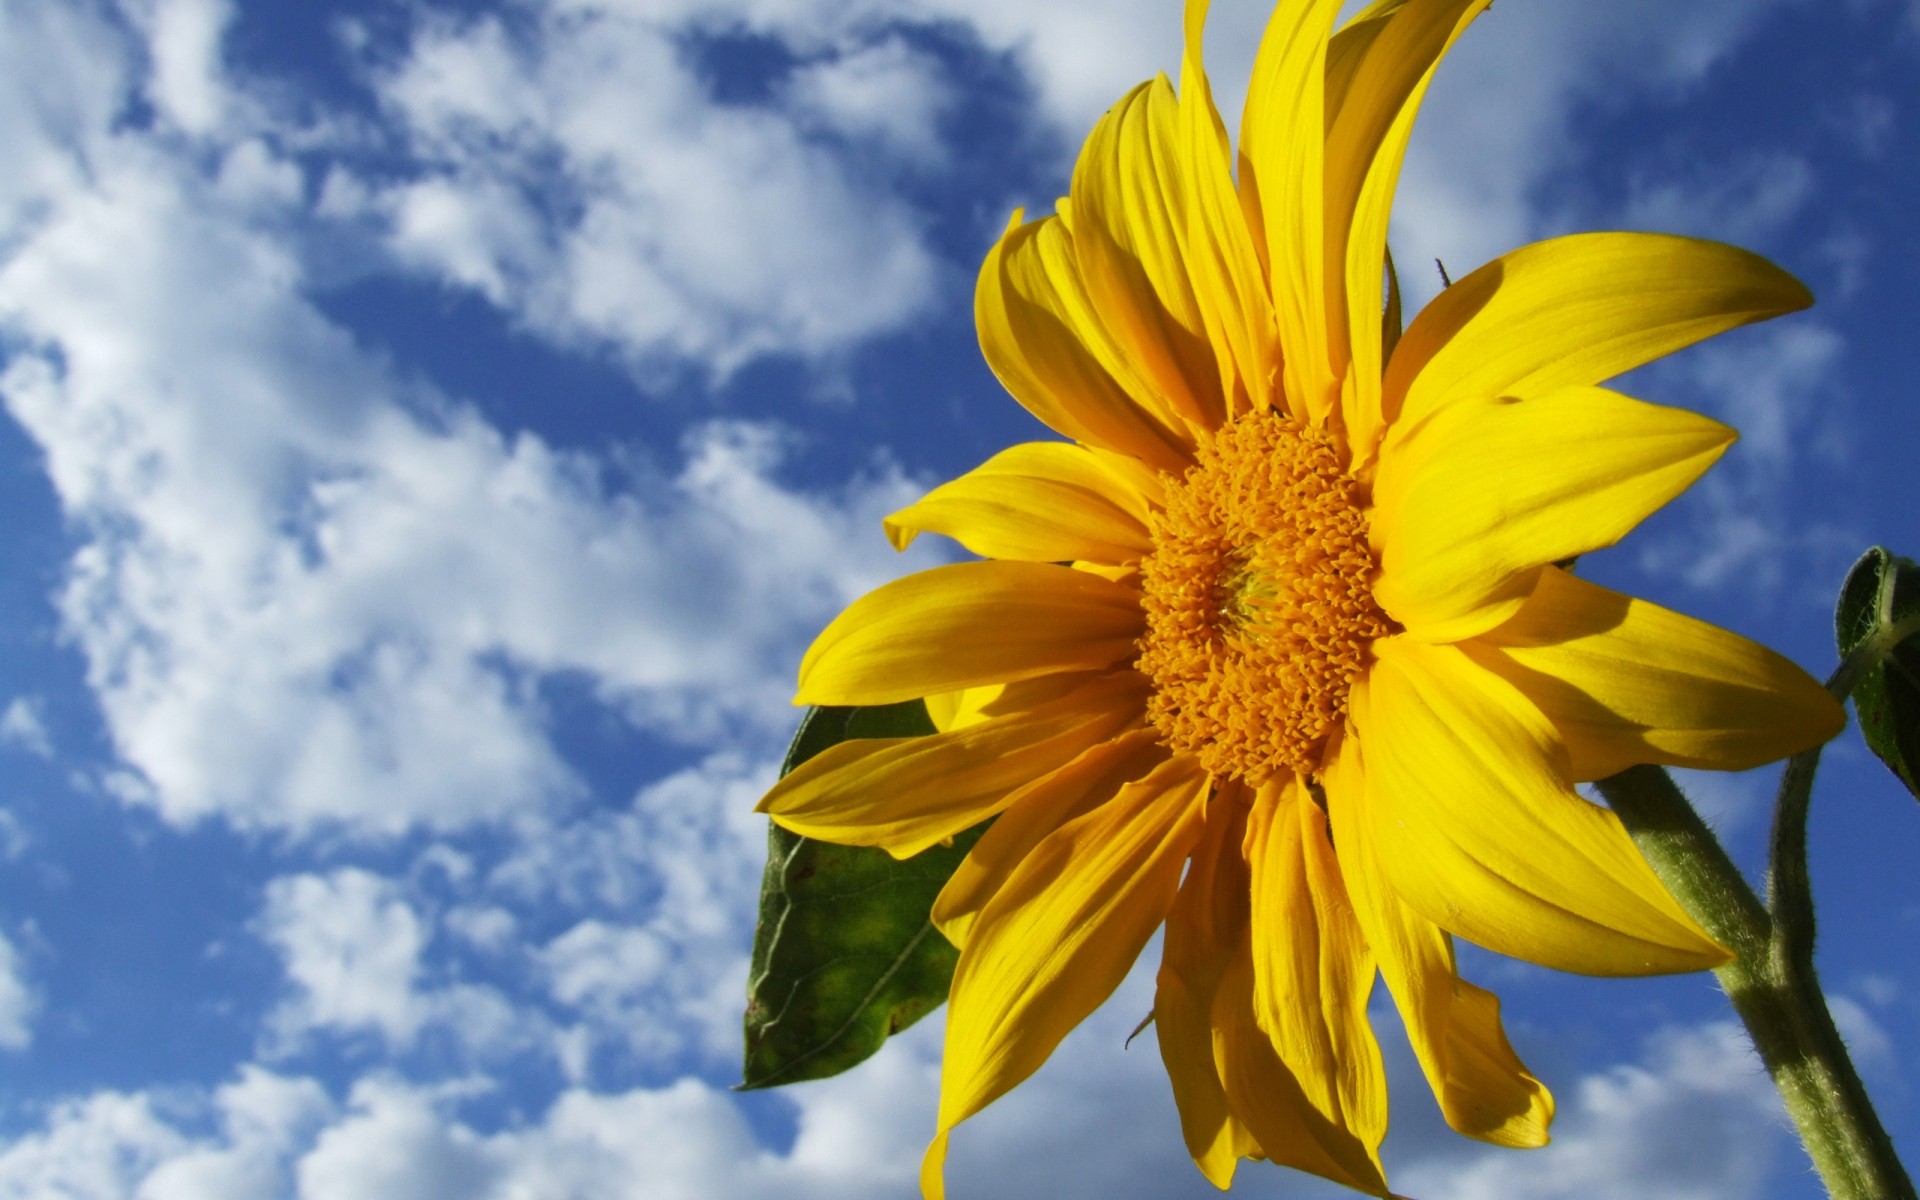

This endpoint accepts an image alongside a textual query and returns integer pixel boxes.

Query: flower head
[758,0,1845,1193]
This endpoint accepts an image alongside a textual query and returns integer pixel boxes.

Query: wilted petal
[1324,734,1554,1147]
[921,756,1208,1199]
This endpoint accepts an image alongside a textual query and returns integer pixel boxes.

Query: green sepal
[740,701,986,1089]
[1835,546,1920,802]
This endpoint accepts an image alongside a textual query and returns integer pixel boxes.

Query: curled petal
[1325,0,1493,461]
[977,211,1196,472]
[1245,779,1388,1146]
[1073,76,1225,432]
[1325,1,1406,124]
[1213,927,1389,1194]
[884,441,1155,565]
[1241,0,1346,421]
[1156,780,1261,1187]
[1180,0,1279,419]
[921,756,1209,1199]
[922,684,1006,734]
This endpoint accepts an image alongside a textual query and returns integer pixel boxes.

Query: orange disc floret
[1137,412,1394,782]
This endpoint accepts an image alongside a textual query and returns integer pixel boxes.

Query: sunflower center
[1136,412,1393,783]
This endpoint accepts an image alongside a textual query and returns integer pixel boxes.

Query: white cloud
[1829,995,1895,1070]
[259,869,432,1048]
[0,0,133,233]
[289,1069,918,1200]
[0,929,38,1050]
[784,36,955,167]
[1681,324,1848,468]
[1617,153,1815,246]
[0,1007,1807,1200]
[1397,1023,1785,1200]
[509,0,1231,146]
[258,868,519,1057]
[514,753,772,1068]
[443,905,518,954]
[295,1077,494,1200]
[0,812,28,863]
[370,7,944,375]
[1854,973,1901,1009]
[1660,769,1770,832]
[1632,323,1850,599]
[0,2,938,837]
[0,1092,187,1200]
[136,1068,332,1200]
[528,0,1817,317]
[0,698,52,758]
[117,0,236,136]
[917,0,1202,139]
[1388,0,1813,307]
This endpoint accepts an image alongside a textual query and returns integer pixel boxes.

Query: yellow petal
[922,684,1005,733]
[1466,566,1845,779]
[797,561,1143,707]
[1244,778,1387,1146]
[1385,231,1813,432]
[932,728,1168,948]
[925,756,1209,1196]
[1324,734,1554,1147]
[1325,1,1406,122]
[923,649,1139,733]
[1325,0,1492,461]
[1358,637,1729,975]
[1444,981,1556,1146]
[1240,0,1344,421]
[1085,443,1170,510]
[1180,0,1278,419]
[1372,386,1734,643]
[920,1132,953,1200]
[1071,76,1224,432]
[760,673,1147,858]
[884,441,1155,565]
[1212,928,1389,1194]
[977,210,1196,472]
[1156,780,1261,1187]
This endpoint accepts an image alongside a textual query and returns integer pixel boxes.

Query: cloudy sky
[0,0,1916,1196]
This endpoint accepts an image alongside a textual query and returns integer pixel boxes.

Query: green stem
[1597,766,1914,1200]
[1829,608,1920,702]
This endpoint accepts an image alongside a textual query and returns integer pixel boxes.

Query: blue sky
[0,0,1915,1196]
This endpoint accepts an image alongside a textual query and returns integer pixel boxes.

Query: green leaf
[1835,546,1920,801]
[740,701,985,1089]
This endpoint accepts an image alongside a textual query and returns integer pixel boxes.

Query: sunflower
[757,0,1844,1194]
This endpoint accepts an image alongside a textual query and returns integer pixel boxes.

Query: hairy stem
[1597,766,1913,1200]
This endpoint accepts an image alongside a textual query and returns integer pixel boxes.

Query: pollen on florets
[1136,412,1393,783]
